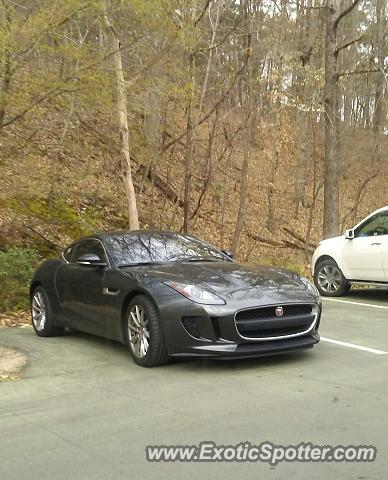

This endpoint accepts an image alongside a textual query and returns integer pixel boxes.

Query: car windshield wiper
[117,262,161,267]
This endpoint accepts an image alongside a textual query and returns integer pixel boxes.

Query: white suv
[312,206,388,296]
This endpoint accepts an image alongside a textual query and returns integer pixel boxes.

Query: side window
[62,245,74,262]
[356,213,388,237]
[72,240,108,263]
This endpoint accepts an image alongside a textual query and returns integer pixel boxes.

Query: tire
[314,259,350,297]
[31,286,65,337]
[124,295,169,367]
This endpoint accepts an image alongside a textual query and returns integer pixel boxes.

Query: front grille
[235,304,316,339]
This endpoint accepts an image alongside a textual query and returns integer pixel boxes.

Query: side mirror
[77,253,107,267]
[345,229,355,240]
[222,249,234,259]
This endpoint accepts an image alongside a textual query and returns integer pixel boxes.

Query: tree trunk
[231,0,252,254]
[104,13,139,230]
[266,148,279,232]
[0,0,12,128]
[373,0,385,135]
[231,151,249,254]
[294,111,310,213]
[183,53,195,234]
[323,1,340,239]
[323,0,363,238]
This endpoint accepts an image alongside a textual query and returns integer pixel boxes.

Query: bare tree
[231,0,253,254]
[323,0,363,239]
[104,11,139,230]
[373,0,386,138]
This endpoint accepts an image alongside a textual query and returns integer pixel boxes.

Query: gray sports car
[30,231,321,366]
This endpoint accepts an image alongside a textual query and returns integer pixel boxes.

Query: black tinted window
[72,240,108,263]
[105,233,230,266]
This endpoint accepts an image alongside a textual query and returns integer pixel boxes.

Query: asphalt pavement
[0,289,387,480]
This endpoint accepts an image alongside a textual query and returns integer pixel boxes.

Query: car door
[56,239,109,335]
[342,211,388,282]
[382,226,388,281]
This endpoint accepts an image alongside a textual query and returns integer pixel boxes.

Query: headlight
[164,281,225,305]
[300,276,320,298]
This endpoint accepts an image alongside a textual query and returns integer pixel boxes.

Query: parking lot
[1,288,387,480]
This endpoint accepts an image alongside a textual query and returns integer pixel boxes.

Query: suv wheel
[314,259,350,297]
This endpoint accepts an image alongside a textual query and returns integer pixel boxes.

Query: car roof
[376,206,388,213]
[79,230,187,243]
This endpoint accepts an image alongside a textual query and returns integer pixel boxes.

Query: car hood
[318,234,346,247]
[121,262,318,303]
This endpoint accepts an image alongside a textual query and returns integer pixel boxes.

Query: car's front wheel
[124,295,169,367]
[31,286,65,336]
[314,259,350,297]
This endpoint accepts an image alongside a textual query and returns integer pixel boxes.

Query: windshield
[105,233,231,266]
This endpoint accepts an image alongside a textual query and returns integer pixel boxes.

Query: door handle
[103,287,120,296]
[371,242,382,246]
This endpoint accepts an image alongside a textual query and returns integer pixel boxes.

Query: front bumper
[171,333,320,359]
[156,285,322,359]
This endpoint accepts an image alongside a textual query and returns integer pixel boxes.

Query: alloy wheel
[128,305,150,358]
[317,265,342,294]
[32,291,47,332]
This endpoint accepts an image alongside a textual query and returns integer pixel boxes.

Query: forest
[0,0,387,313]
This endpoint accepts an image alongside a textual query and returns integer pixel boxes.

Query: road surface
[1,289,387,479]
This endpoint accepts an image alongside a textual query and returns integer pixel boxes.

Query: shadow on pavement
[64,328,314,373]
[345,288,388,304]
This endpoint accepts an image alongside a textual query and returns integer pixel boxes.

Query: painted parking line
[320,336,388,355]
[322,298,388,310]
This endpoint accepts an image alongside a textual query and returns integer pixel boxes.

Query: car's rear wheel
[314,259,350,297]
[124,295,169,367]
[31,286,65,336]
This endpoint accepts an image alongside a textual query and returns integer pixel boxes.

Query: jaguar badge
[275,306,284,317]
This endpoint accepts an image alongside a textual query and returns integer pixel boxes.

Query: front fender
[312,239,346,276]
[30,259,64,325]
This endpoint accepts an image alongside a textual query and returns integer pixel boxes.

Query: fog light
[181,317,202,339]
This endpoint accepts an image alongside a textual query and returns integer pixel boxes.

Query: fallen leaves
[0,310,31,328]
[0,347,27,381]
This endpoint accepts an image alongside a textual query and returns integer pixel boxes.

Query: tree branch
[286,1,325,10]
[338,68,385,77]
[194,0,211,26]
[1,38,146,130]
[1,87,67,128]
[24,225,61,249]
[163,54,249,152]
[14,3,93,71]
[335,33,364,55]
[334,0,363,30]
[198,17,243,53]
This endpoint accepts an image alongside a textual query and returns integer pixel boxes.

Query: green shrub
[0,247,41,312]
